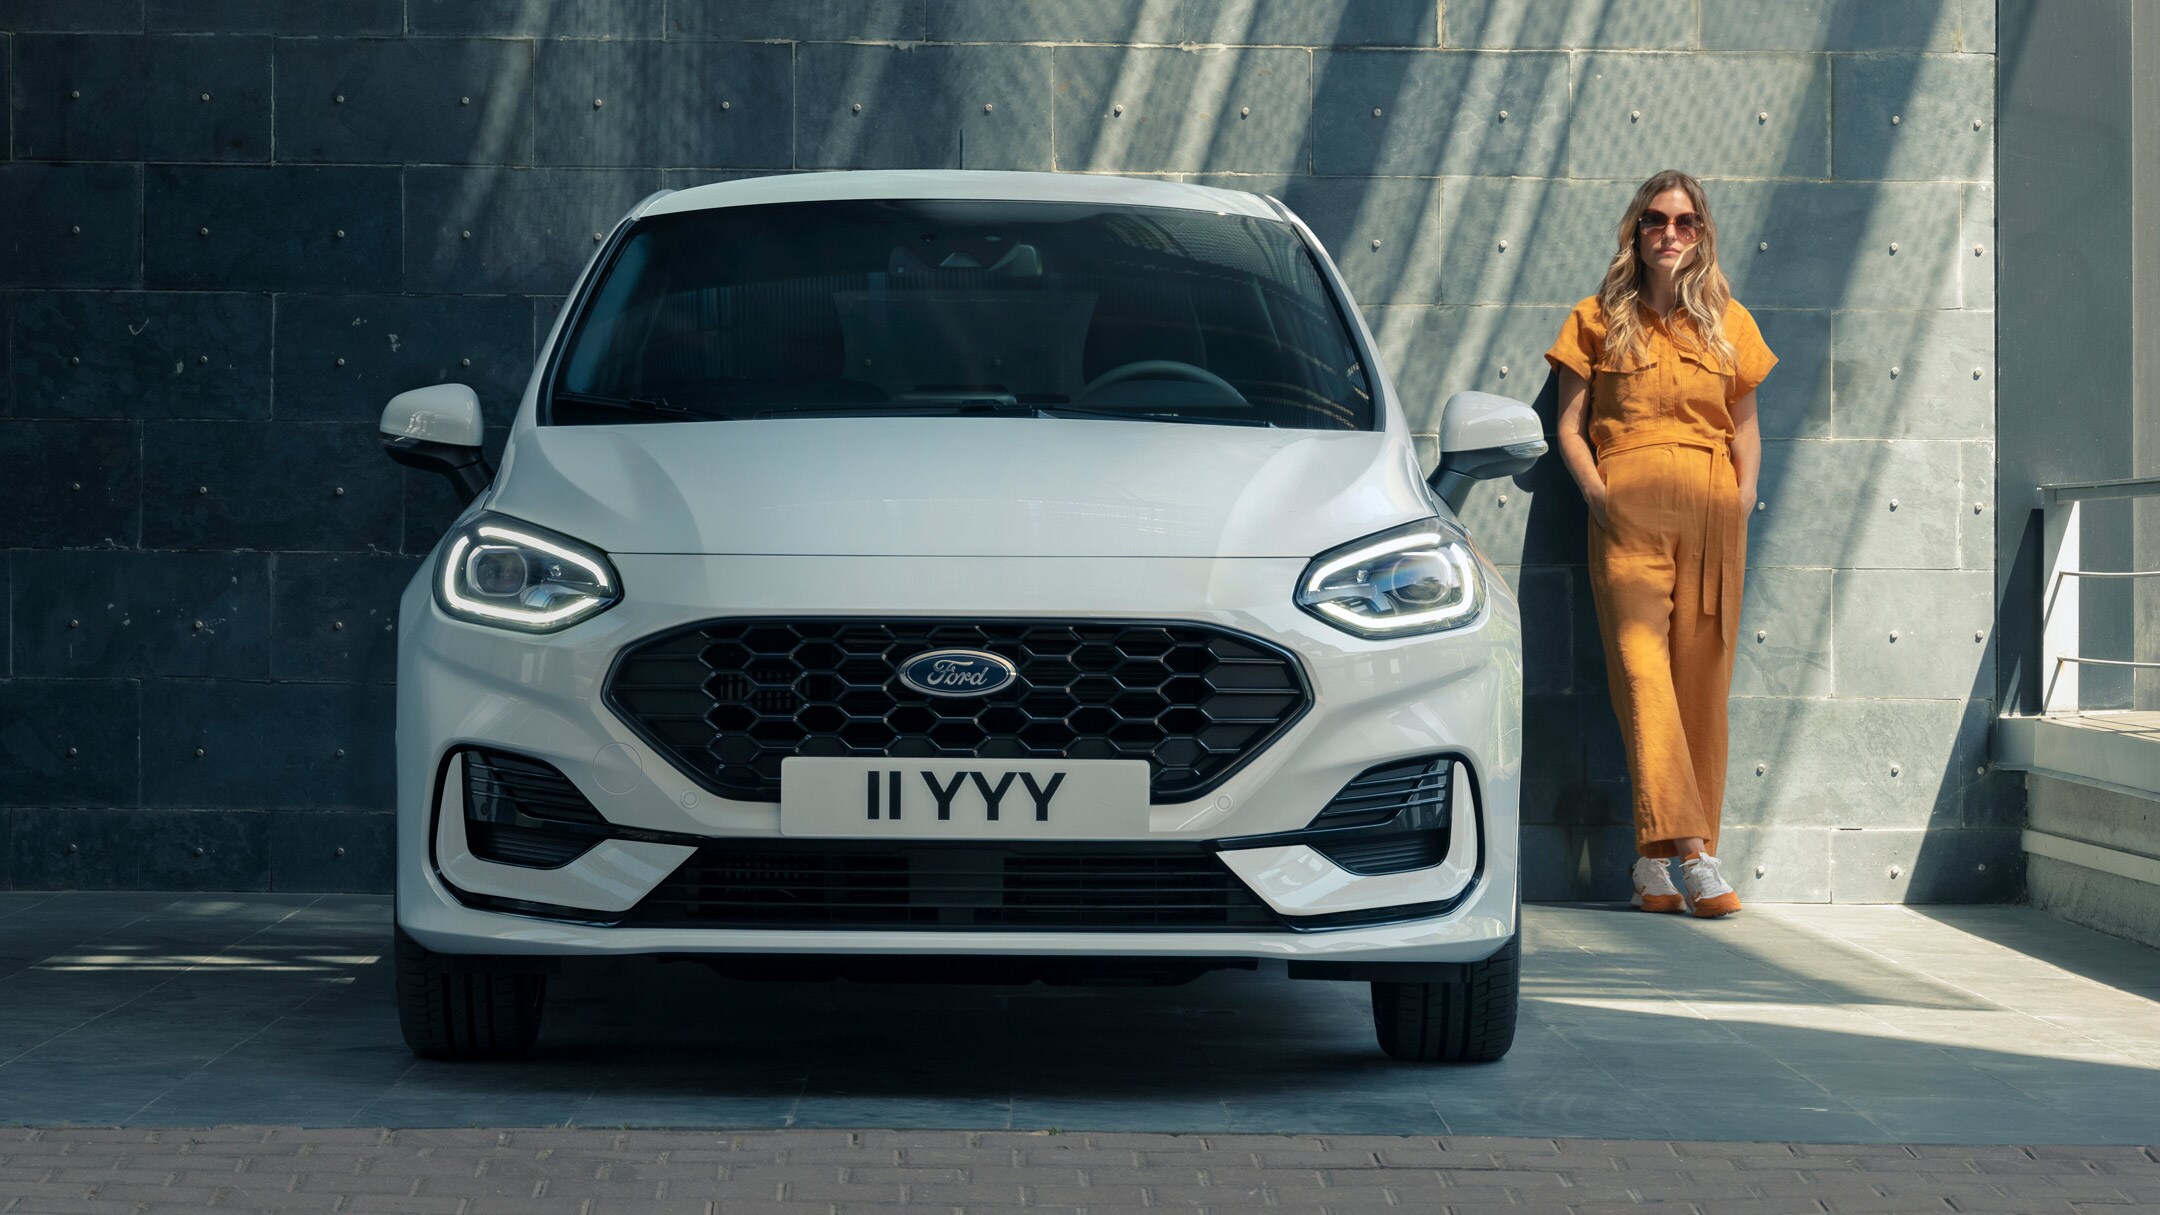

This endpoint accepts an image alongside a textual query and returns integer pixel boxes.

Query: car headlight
[1296,519,1484,639]
[435,512,621,632]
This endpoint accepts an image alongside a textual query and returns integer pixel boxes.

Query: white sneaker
[1630,855,1685,913]
[1680,852,1741,918]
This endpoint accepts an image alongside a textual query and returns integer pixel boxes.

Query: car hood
[485,417,1435,558]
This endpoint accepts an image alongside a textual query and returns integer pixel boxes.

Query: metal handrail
[2039,477,2160,712]
[2042,475,2160,505]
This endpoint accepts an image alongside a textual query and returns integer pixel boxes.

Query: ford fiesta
[381,170,1545,1063]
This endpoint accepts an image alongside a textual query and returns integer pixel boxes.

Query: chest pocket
[1671,345,1735,405]
[1593,347,1660,416]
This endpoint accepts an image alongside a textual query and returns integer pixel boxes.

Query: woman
[1543,169,1775,919]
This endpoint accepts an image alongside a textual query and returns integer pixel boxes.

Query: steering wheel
[1076,359,1243,402]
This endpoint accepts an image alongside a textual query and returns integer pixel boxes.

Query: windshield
[548,198,1375,431]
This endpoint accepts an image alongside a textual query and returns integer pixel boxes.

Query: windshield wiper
[1038,404,1276,428]
[553,389,719,419]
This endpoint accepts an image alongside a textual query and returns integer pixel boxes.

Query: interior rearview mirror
[379,383,493,504]
[1428,390,1548,513]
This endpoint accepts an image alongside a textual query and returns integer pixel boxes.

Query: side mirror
[1428,390,1548,512]
[380,384,492,504]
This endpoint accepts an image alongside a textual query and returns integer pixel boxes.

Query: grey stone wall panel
[276,38,536,167]
[1832,308,1992,438]
[0,419,140,548]
[1442,0,1695,50]
[1448,453,1596,568]
[7,807,270,891]
[139,680,393,810]
[0,0,142,33]
[0,679,139,808]
[12,551,272,679]
[1571,53,1830,181]
[675,0,926,42]
[403,166,660,295]
[139,421,401,552]
[1829,568,1995,698]
[1731,566,1835,697]
[147,0,402,35]
[0,6,2004,900]
[1506,565,1573,695]
[10,291,271,421]
[269,554,419,684]
[1722,695,1981,830]
[1832,54,1995,182]
[1311,50,1570,178]
[13,34,271,162]
[927,0,1437,47]
[1520,821,1637,901]
[535,40,791,169]
[143,166,402,293]
[0,164,142,289]
[1958,439,1993,570]
[1712,825,1835,901]
[1364,305,1573,424]
[1434,176,1636,305]
[795,43,1049,171]
[1701,0,1962,52]
[267,810,393,892]
[1191,175,1449,304]
[1747,308,1832,438]
[1523,691,1589,784]
[1054,45,1309,174]
[1961,0,1996,54]
[1751,437,1963,568]
[1716,180,1964,310]
[1828,826,2023,901]
[1960,767,2022,830]
[1959,182,1993,308]
[272,294,534,426]
[404,0,665,39]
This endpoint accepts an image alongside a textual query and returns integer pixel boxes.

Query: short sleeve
[1543,296,1603,382]
[1727,301,1777,399]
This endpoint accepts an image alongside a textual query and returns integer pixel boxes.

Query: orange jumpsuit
[1544,297,1777,859]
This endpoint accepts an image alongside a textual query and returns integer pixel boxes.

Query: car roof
[639,170,1284,221]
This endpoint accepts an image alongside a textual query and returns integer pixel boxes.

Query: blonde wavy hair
[1598,170,1734,370]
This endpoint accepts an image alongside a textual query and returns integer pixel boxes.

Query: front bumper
[396,552,1522,965]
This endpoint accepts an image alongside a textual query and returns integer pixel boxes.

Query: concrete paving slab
[0,897,2154,1145]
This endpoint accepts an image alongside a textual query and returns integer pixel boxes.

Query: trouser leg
[1589,530,1708,861]
[1658,449,1745,856]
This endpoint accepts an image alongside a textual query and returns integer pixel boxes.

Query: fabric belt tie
[1596,430,1739,621]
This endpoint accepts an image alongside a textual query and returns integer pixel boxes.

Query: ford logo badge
[897,649,1018,698]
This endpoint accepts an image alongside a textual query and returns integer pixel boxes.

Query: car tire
[394,928,546,1060]
[1370,932,1520,1063]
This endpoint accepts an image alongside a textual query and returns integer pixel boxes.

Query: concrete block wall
[0,0,2006,901]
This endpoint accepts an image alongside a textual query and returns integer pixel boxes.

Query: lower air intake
[622,841,1279,931]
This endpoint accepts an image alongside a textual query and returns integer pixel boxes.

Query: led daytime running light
[1296,520,1485,639]
[436,517,619,631]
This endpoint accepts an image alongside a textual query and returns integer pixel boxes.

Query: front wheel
[394,928,546,1060]
[1371,933,1519,1062]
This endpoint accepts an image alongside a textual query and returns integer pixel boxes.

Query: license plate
[779,757,1151,840]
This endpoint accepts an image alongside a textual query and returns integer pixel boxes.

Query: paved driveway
[0,895,2155,1143]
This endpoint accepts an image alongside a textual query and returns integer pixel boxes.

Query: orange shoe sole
[1689,891,1741,918]
[1632,892,1685,913]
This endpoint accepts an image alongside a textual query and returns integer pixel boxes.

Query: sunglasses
[1638,209,1705,242]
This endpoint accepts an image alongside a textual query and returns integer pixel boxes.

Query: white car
[381,170,1544,1063]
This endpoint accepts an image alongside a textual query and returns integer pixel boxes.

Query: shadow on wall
[401,0,2006,905]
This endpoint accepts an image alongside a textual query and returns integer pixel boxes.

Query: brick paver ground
[1,1128,2154,1214]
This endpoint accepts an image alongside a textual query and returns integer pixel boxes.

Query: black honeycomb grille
[606,619,1310,804]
